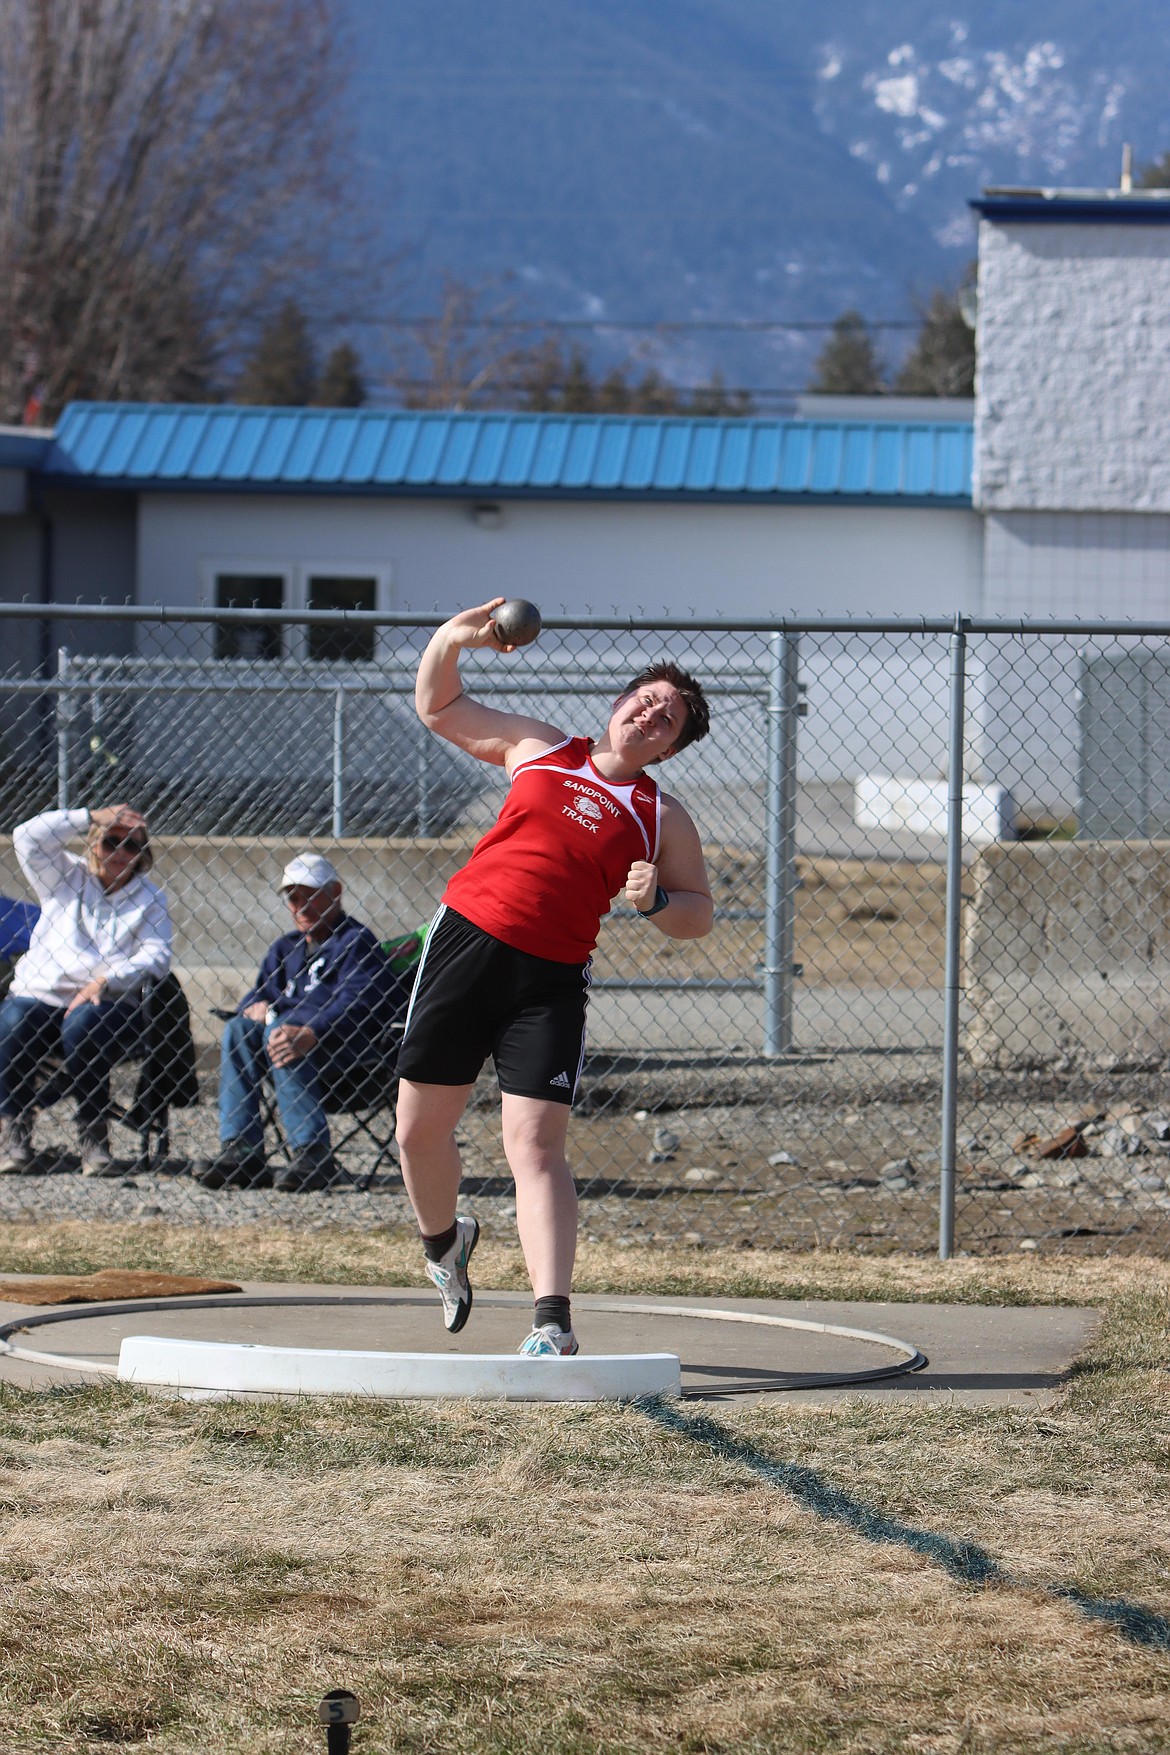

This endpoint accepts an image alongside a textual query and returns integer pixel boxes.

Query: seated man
[194,854,401,1193]
[0,805,171,1177]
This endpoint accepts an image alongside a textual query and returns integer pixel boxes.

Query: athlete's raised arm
[415,600,564,768]
[623,792,713,939]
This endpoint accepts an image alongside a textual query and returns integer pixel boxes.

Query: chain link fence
[2,602,1170,1256]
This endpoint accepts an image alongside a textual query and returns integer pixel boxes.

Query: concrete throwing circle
[0,1290,927,1401]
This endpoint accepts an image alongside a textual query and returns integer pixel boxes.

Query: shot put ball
[490,598,542,647]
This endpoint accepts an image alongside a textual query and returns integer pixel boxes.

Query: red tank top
[442,736,662,963]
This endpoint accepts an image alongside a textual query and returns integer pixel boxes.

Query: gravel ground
[3,1059,1169,1257]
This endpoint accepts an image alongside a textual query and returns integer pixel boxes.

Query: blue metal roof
[0,428,53,470]
[42,403,973,505]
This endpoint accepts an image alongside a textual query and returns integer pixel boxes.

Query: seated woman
[0,805,172,1177]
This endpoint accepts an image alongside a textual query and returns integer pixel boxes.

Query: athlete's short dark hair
[622,660,710,754]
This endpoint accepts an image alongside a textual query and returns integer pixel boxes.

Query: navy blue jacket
[240,914,405,1046]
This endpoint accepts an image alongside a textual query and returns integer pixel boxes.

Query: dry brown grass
[0,1227,1166,1753]
[0,1218,1165,1307]
[594,857,947,992]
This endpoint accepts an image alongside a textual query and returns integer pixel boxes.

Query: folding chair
[313,1030,404,1191]
[230,924,427,1193]
[320,926,427,1189]
[26,972,198,1175]
[115,972,200,1172]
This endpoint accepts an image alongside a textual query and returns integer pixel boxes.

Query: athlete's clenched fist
[624,859,659,913]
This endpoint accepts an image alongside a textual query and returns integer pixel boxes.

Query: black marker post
[318,1689,360,1754]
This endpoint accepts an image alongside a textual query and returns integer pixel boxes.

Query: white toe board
[117,1335,681,1401]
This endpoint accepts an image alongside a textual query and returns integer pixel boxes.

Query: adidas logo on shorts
[549,1071,571,1089]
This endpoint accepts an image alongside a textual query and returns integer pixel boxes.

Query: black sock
[422,1223,458,1262]
[534,1295,572,1333]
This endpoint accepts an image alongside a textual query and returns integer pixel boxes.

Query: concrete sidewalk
[0,1278,1100,1407]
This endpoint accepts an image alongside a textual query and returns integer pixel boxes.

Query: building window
[215,575,284,660]
[307,575,378,663]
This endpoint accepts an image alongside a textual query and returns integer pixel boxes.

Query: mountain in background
[340,0,1170,404]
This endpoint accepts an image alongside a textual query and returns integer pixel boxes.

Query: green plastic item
[381,923,429,979]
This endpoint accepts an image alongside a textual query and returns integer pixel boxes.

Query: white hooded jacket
[8,810,172,1007]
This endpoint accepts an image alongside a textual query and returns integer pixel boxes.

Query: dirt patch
[590,853,947,991]
[0,1269,242,1304]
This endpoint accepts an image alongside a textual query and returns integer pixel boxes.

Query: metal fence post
[331,687,345,838]
[763,631,800,1056]
[939,614,968,1261]
[56,646,72,810]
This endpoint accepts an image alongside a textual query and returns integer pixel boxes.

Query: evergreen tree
[314,342,366,407]
[595,365,632,413]
[236,299,317,405]
[631,369,680,415]
[808,311,885,395]
[512,338,752,417]
[558,347,595,412]
[894,272,976,397]
[687,371,754,417]
[515,338,565,411]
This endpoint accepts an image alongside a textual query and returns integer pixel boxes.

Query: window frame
[294,560,394,664]
[197,558,394,664]
[201,560,294,663]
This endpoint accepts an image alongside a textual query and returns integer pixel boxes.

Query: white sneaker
[0,1116,32,1175]
[518,1323,579,1357]
[423,1215,480,1334]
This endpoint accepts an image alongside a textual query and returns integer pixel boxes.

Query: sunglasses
[100,833,147,855]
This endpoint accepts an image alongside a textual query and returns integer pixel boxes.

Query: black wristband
[639,885,669,918]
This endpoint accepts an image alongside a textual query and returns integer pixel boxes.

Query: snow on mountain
[338,0,1170,398]
[811,14,1159,248]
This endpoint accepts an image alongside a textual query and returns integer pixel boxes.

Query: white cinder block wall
[975,210,1170,517]
[973,198,1170,818]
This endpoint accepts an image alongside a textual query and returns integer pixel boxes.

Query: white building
[972,185,1170,827]
[4,185,1170,827]
[0,403,978,625]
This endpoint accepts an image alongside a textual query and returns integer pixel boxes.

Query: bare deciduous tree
[388,284,756,417]
[387,276,535,411]
[0,0,349,423]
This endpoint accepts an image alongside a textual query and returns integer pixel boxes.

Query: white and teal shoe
[518,1323,579,1357]
[424,1215,480,1334]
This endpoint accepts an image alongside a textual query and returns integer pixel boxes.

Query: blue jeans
[0,992,144,1135]
[217,1013,364,1152]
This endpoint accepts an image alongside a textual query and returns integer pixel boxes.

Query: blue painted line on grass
[1052,1587,1170,1652]
[644,1402,1170,1654]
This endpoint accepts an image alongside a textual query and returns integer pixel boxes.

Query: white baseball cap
[279,853,341,893]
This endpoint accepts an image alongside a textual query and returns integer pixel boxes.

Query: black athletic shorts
[396,905,590,1104]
